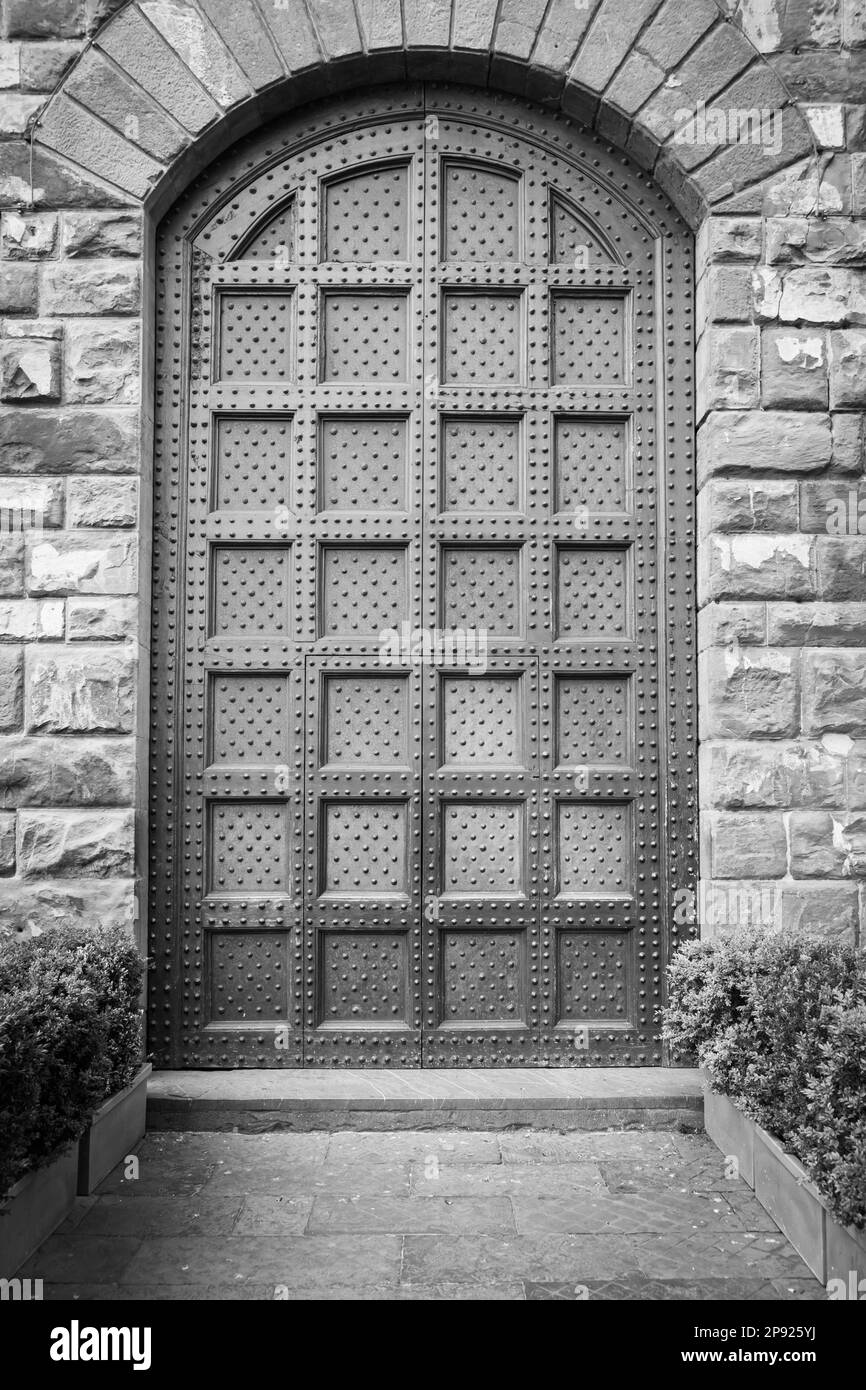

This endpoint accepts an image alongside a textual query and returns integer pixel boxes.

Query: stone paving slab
[21,1127,825,1301]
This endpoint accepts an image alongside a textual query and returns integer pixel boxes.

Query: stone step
[148,1068,704,1133]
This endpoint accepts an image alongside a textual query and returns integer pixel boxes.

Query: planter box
[704,1088,756,1188]
[702,1075,866,1291]
[77,1063,152,1197]
[0,1143,79,1278]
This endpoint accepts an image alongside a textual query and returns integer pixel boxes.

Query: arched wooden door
[149,85,696,1069]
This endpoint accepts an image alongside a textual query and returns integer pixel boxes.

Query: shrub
[0,926,143,1196]
[662,928,866,1230]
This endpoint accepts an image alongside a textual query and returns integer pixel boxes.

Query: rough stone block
[64,321,140,405]
[40,262,140,316]
[19,41,78,92]
[802,650,866,735]
[829,330,866,408]
[0,598,64,641]
[779,267,865,325]
[0,211,58,260]
[26,532,138,596]
[751,266,782,320]
[697,215,762,265]
[0,263,38,313]
[698,479,797,535]
[701,533,814,603]
[0,878,135,936]
[761,328,828,409]
[0,477,63,529]
[61,212,142,258]
[67,478,138,528]
[67,596,137,641]
[5,0,86,39]
[701,647,799,739]
[767,601,866,646]
[697,326,759,412]
[701,740,846,810]
[708,812,788,878]
[0,646,23,730]
[698,411,832,482]
[17,807,134,878]
[0,533,24,598]
[0,408,139,475]
[0,43,21,89]
[697,602,766,651]
[815,537,866,600]
[0,337,61,403]
[777,882,859,942]
[0,811,14,874]
[790,810,847,878]
[698,265,755,323]
[766,216,866,268]
[831,411,864,474]
[26,647,136,733]
[802,480,866,535]
[0,93,44,137]
[0,734,135,807]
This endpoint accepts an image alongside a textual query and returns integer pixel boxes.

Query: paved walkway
[26,1129,825,1300]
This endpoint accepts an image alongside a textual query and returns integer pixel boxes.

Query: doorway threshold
[148,1067,703,1133]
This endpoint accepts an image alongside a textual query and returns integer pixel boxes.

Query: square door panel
[323,165,410,262]
[210,674,291,764]
[556,933,630,1025]
[320,545,408,638]
[213,415,293,511]
[556,676,631,767]
[207,801,289,895]
[441,415,521,513]
[321,801,409,897]
[551,293,626,385]
[556,547,629,639]
[216,291,294,382]
[318,416,408,512]
[321,292,409,381]
[323,674,409,765]
[441,545,522,637]
[442,675,521,766]
[440,931,525,1025]
[443,163,520,261]
[318,933,408,1025]
[442,291,522,384]
[443,802,524,897]
[209,932,289,1025]
[557,801,632,896]
[210,546,291,637]
[554,416,629,513]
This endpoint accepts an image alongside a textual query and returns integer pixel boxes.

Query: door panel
[150,85,697,1068]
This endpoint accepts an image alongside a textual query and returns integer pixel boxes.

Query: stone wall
[0,0,863,951]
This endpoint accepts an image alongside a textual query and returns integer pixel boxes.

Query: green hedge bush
[0,926,144,1196]
[662,928,866,1230]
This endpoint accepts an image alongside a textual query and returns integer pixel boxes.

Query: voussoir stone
[26,647,135,733]
[0,735,135,807]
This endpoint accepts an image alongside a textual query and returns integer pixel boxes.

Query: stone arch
[28,0,817,228]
